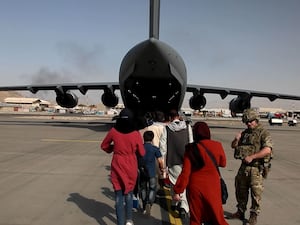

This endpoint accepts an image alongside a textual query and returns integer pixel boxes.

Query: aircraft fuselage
[119,38,187,115]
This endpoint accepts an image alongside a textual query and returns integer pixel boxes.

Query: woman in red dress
[173,122,229,225]
[101,108,145,225]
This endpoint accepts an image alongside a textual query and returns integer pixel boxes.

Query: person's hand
[235,132,242,141]
[160,168,167,179]
[173,193,181,201]
[243,155,254,164]
[232,131,242,148]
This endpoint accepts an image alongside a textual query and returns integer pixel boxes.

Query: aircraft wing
[187,84,300,114]
[187,84,300,101]
[0,82,120,108]
[0,82,120,94]
[1,82,300,115]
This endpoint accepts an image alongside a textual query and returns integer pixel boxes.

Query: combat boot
[248,212,257,225]
[227,209,245,220]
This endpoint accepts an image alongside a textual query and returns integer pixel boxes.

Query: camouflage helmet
[242,108,259,123]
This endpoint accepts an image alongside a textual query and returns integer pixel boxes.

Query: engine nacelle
[189,95,206,110]
[56,91,78,108]
[229,95,251,116]
[101,90,119,108]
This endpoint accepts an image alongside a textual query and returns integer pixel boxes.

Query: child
[139,130,165,215]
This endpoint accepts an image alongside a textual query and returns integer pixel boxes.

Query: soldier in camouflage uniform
[228,108,273,225]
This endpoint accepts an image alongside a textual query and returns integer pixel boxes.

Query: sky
[1,0,300,109]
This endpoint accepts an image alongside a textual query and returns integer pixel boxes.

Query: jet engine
[229,95,252,116]
[101,89,119,108]
[56,91,78,108]
[189,94,206,110]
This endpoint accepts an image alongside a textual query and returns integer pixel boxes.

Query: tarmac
[0,113,299,225]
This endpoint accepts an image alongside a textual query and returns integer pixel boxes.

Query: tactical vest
[234,124,273,165]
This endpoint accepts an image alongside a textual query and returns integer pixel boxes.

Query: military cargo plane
[0,0,299,117]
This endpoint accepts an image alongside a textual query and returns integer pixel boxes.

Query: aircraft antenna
[149,0,160,39]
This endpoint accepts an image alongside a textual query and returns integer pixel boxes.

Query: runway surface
[0,114,299,225]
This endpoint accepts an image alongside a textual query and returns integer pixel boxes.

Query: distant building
[1,97,51,112]
[4,97,41,105]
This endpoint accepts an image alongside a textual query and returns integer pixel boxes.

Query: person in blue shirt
[139,130,165,215]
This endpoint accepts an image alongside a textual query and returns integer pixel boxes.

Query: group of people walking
[100,107,273,225]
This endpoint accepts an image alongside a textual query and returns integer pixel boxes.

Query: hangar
[0,97,51,112]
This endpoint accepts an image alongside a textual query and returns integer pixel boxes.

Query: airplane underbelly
[123,77,183,113]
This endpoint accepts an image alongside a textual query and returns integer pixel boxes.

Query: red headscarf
[193,121,211,141]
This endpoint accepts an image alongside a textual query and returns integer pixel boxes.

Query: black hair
[143,130,154,142]
[114,108,136,133]
[168,109,179,120]
[115,118,135,133]
[154,111,165,122]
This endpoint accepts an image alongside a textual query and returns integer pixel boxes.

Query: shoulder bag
[199,142,228,204]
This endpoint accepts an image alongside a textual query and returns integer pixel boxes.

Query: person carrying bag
[199,142,228,205]
[173,122,229,225]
